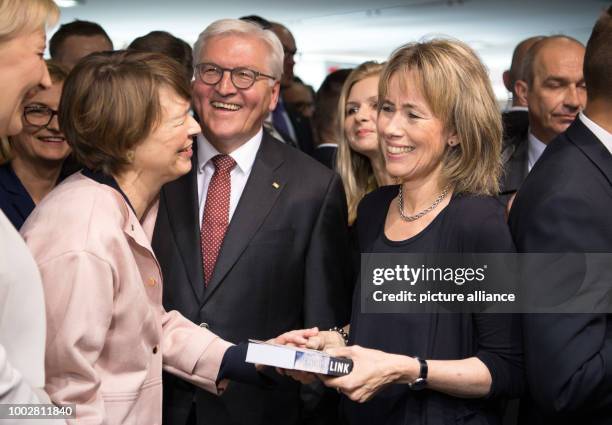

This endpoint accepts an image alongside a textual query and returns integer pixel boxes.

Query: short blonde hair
[0,0,59,43]
[379,38,502,195]
[59,50,191,175]
[336,61,383,225]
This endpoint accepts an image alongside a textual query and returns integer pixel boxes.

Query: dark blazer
[0,163,34,230]
[152,131,353,425]
[500,129,528,203]
[502,109,529,144]
[312,145,337,170]
[287,106,315,156]
[509,118,612,425]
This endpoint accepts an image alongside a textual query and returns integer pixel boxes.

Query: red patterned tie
[201,154,236,286]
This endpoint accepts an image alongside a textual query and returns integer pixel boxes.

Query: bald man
[501,36,586,202]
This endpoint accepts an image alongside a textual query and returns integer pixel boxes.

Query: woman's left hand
[320,345,415,403]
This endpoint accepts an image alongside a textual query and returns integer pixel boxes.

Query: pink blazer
[21,173,232,425]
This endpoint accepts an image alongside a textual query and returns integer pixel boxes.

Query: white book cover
[245,340,353,376]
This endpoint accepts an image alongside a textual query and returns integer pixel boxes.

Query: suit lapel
[567,119,612,187]
[203,133,285,304]
[162,149,205,302]
[502,135,529,192]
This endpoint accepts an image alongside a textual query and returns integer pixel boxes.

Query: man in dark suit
[500,36,586,206]
[153,19,352,425]
[509,8,612,424]
[269,21,315,155]
[501,36,544,143]
[311,69,352,170]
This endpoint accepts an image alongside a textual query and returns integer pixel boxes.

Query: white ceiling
[53,0,609,100]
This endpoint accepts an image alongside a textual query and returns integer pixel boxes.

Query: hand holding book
[245,340,353,378]
[268,327,350,383]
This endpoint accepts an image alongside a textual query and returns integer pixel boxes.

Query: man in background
[49,19,113,70]
[311,68,352,169]
[501,35,586,203]
[502,36,544,141]
[269,21,315,154]
[283,81,315,119]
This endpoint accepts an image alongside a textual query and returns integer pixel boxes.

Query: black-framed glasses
[23,105,59,129]
[195,63,275,89]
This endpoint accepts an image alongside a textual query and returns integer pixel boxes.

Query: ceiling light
[54,0,85,7]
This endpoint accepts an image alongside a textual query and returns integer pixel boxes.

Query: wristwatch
[408,357,428,390]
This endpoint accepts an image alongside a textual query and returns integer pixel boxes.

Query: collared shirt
[196,130,262,226]
[579,112,612,156]
[505,105,528,113]
[527,131,547,172]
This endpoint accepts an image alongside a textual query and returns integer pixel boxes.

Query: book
[245,340,353,376]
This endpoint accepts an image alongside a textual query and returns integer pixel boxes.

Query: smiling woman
[0,0,57,137]
[1,60,70,230]
[336,61,394,225]
[277,39,523,425]
[18,50,247,424]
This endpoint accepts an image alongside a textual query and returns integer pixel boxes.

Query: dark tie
[201,154,236,286]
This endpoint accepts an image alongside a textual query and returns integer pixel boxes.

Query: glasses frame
[195,62,276,89]
[23,105,59,129]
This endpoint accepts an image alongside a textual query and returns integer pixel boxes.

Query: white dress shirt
[527,131,547,172]
[196,130,262,226]
[505,105,528,113]
[579,112,612,156]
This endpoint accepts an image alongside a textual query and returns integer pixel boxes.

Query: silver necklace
[398,185,450,222]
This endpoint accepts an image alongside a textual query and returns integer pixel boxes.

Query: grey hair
[193,18,283,80]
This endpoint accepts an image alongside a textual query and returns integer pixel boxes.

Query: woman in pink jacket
[20,50,259,424]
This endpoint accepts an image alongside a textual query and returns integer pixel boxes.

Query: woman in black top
[279,39,523,425]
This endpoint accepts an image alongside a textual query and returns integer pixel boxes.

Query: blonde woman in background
[336,61,393,225]
[0,60,70,229]
[0,0,65,414]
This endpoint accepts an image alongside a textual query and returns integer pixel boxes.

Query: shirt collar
[527,130,547,170]
[579,112,612,156]
[506,105,528,112]
[197,129,263,174]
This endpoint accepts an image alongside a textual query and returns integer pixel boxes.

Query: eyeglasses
[195,63,275,89]
[23,105,59,129]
